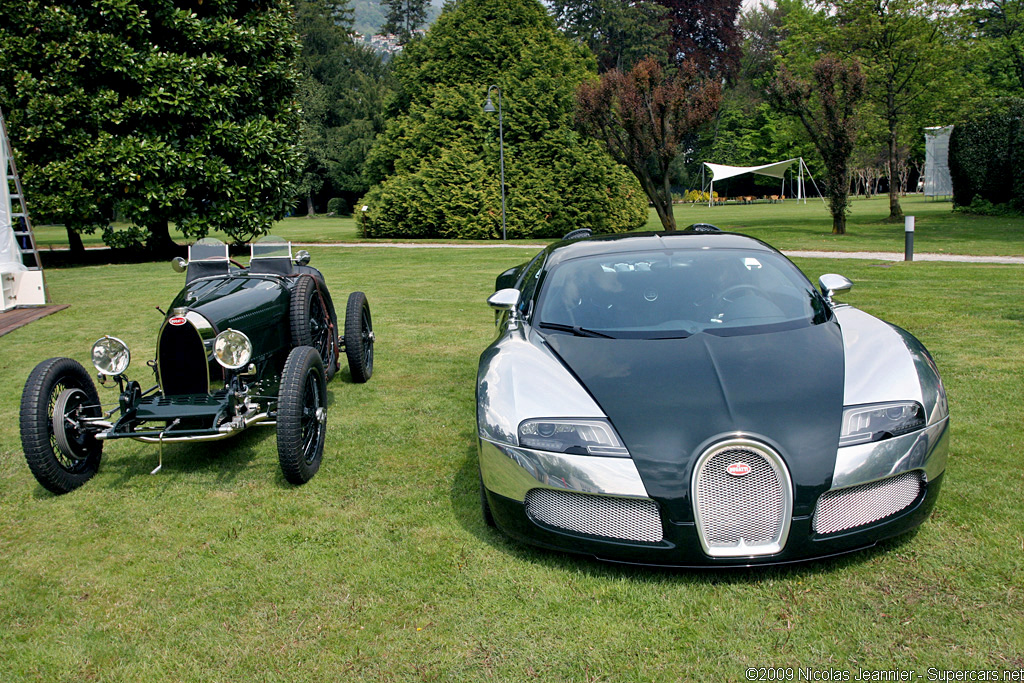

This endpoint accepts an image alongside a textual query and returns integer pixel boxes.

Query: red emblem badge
[169,316,187,326]
[726,462,752,477]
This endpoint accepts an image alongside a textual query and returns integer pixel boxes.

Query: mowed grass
[1,247,1023,681]
[30,194,1024,258]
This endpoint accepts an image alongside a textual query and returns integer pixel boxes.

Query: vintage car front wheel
[20,357,103,494]
[277,346,327,485]
[344,291,374,383]
[290,275,339,382]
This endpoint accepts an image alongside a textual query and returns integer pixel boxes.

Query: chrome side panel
[831,416,949,489]
[476,325,605,445]
[479,438,649,502]
[835,306,923,408]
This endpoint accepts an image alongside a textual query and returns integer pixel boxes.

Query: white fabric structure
[702,158,820,206]
[924,126,953,198]
[0,137,25,273]
[1,111,46,311]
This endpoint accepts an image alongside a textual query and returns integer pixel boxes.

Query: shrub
[327,197,349,216]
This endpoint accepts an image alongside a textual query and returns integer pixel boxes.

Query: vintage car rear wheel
[344,291,374,383]
[277,346,327,485]
[290,275,339,382]
[20,357,103,494]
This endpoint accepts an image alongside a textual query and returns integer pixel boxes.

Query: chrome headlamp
[213,329,253,370]
[518,418,629,457]
[840,401,926,447]
[91,336,131,376]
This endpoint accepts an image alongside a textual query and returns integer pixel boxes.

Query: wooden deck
[0,305,70,337]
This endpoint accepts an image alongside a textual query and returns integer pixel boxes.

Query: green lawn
[1,246,1022,680]
[29,194,1024,257]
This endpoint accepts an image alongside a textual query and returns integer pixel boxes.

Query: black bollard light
[905,216,914,261]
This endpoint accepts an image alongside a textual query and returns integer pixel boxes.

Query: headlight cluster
[518,418,629,457]
[91,336,131,376]
[213,329,252,370]
[840,401,926,447]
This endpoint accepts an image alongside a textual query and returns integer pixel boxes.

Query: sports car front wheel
[277,346,327,485]
[20,357,103,494]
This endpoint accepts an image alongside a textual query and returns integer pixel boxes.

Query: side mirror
[487,288,521,311]
[172,257,188,273]
[294,250,311,266]
[819,274,853,300]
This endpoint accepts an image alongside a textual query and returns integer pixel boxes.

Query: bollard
[905,216,914,261]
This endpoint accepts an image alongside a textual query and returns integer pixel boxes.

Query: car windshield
[189,237,228,262]
[535,248,829,339]
[251,235,292,260]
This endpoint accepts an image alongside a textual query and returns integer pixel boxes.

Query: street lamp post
[482,85,506,241]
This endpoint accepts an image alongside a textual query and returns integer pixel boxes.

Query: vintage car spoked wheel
[344,291,374,383]
[20,358,103,494]
[277,346,327,485]
[290,275,339,381]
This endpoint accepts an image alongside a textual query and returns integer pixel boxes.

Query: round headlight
[92,336,131,376]
[214,329,252,370]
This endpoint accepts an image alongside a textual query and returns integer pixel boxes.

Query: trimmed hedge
[949,99,1024,210]
[357,0,648,239]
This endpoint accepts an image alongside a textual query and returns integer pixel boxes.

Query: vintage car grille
[692,440,792,557]
[525,489,663,543]
[158,318,210,395]
[813,470,925,535]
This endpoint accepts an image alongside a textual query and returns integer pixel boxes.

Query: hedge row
[949,99,1024,209]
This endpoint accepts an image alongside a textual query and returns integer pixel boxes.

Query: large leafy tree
[791,0,964,221]
[655,0,744,80]
[576,58,721,231]
[769,56,866,235]
[0,1,302,253]
[360,0,648,240]
[549,0,670,73]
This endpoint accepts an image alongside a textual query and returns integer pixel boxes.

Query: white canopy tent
[702,157,823,207]
[923,126,953,198]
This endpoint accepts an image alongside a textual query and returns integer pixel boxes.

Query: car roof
[542,231,779,269]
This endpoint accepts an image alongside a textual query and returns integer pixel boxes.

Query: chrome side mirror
[819,274,853,300]
[294,250,311,266]
[171,257,188,273]
[487,288,521,311]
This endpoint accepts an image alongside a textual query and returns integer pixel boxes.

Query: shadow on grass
[449,442,922,585]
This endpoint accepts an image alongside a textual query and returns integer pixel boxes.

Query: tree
[807,0,964,221]
[972,0,1024,94]
[0,1,302,253]
[655,0,744,80]
[359,0,648,240]
[576,57,722,231]
[381,0,429,44]
[769,56,866,235]
[549,0,670,73]
[295,0,390,215]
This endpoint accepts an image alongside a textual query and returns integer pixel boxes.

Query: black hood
[544,322,845,521]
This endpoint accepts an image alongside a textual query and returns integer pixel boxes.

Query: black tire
[480,471,496,528]
[344,291,374,383]
[290,275,339,382]
[277,346,327,485]
[20,358,103,494]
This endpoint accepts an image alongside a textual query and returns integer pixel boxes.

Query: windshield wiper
[538,322,616,339]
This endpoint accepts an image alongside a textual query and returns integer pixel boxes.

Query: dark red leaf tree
[655,0,743,80]
[576,57,721,231]
[768,56,866,235]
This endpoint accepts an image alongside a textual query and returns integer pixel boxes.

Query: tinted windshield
[535,248,829,338]
[251,235,292,260]
[189,237,228,262]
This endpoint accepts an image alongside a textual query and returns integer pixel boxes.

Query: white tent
[702,157,821,207]
[1,109,46,311]
[923,126,953,198]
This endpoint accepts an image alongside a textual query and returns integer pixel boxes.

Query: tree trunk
[146,219,177,256]
[66,227,85,257]
[306,193,315,217]
[887,109,903,220]
[659,174,677,231]
[832,211,846,235]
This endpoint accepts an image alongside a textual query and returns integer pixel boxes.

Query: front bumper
[478,417,949,567]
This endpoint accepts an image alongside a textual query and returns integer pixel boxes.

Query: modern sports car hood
[544,321,846,520]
